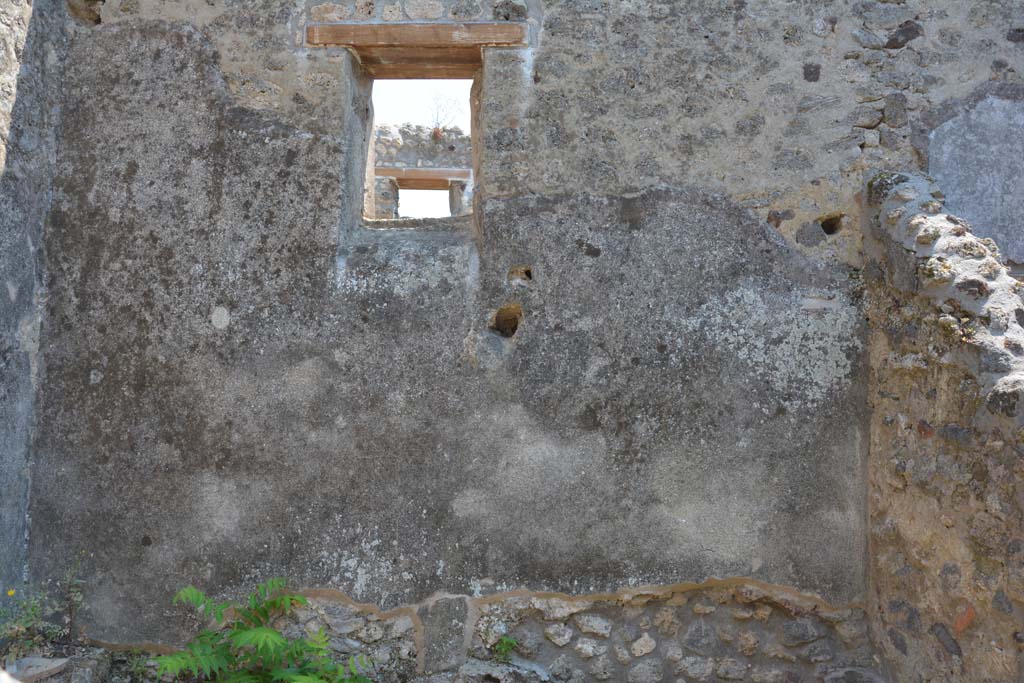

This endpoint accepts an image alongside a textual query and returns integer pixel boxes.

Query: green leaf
[156,651,196,678]
[182,638,231,678]
[345,655,373,681]
[219,672,263,683]
[270,666,301,682]
[267,595,307,613]
[173,586,208,611]
[212,602,231,623]
[492,634,518,664]
[305,629,329,656]
[274,675,324,683]
[256,579,287,602]
[230,626,288,657]
[163,580,374,683]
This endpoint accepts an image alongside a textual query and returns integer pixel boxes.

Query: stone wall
[88,0,1024,263]
[374,125,471,171]
[373,177,399,219]
[1,1,1022,681]
[113,581,885,683]
[866,173,1024,682]
[0,0,65,591]
[28,6,871,645]
[461,582,881,683]
[306,0,539,24]
[477,0,1023,269]
[371,125,474,218]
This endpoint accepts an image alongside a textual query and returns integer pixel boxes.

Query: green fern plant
[156,579,373,683]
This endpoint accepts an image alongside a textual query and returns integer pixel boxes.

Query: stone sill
[360,214,473,234]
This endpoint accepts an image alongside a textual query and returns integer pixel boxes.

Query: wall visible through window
[367,79,473,220]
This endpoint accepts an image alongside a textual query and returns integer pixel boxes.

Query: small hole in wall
[67,0,103,25]
[491,304,523,338]
[508,265,533,286]
[820,214,844,235]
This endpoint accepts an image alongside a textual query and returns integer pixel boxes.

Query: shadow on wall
[926,89,1024,271]
[0,0,66,591]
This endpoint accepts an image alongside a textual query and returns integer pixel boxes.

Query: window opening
[367,79,473,220]
[398,189,456,219]
[304,22,527,224]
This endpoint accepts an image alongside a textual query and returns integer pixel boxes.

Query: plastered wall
[1,1,1022,681]
[0,0,65,592]
[31,0,870,645]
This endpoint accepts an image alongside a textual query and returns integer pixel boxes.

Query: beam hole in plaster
[508,265,533,286]
[490,304,523,338]
[67,0,103,25]
[819,214,844,236]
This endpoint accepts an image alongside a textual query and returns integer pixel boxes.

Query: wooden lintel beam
[376,167,472,181]
[306,22,527,48]
[394,178,453,190]
[358,45,482,65]
[365,63,481,79]
[306,23,525,78]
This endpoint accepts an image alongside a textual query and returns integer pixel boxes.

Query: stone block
[418,596,470,673]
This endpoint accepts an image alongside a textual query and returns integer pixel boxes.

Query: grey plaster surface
[0,0,64,591]
[929,96,1024,263]
[27,18,869,644]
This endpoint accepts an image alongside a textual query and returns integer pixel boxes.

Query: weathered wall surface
[30,0,872,650]
[477,0,1022,269]
[9,0,1024,681]
[32,17,371,639]
[305,0,540,23]
[866,173,1024,683]
[373,177,400,219]
[0,0,65,591]
[90,0,1024,267]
